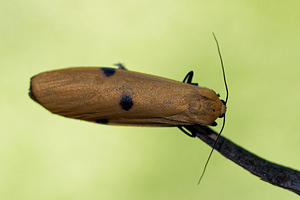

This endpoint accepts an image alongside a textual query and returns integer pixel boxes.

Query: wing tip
[29,76,39,102]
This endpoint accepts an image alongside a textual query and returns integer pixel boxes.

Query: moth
[29,64,226,134]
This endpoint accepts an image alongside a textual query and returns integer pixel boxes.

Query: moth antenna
[197,116,226,185]
[213,32,229,104]
[197,33,229,185]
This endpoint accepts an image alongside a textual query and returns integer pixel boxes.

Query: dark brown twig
[183,125,300,195]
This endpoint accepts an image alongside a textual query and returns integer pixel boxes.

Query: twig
[183,125,300,195]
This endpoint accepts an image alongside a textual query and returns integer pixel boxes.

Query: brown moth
[29,65,226,130]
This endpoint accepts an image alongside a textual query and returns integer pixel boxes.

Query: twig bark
[183,125,300,195]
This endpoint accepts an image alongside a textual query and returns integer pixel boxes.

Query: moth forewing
[30,67,226,127]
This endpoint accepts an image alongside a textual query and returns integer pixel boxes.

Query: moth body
[29,67,226,126]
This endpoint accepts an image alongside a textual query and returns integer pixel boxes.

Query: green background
[1,0,300,199]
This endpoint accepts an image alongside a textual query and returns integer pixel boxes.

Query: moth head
[190,88,226,126]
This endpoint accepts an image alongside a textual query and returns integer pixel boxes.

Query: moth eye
[217,93,220,97]
[219,113,225,118]
[221,99,226,105]
[212,109,216,112]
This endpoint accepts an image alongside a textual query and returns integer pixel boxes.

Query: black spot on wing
[29,76,38,102]
[120,94,133,111]
[100,68,115,77]
[95,119,109,124]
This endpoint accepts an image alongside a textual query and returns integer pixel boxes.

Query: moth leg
[178,126,196,138]
[114,63,127,70]
[211,121,217,126]
[182,71,198,86]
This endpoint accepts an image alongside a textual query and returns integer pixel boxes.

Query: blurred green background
[1,0,300,199]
